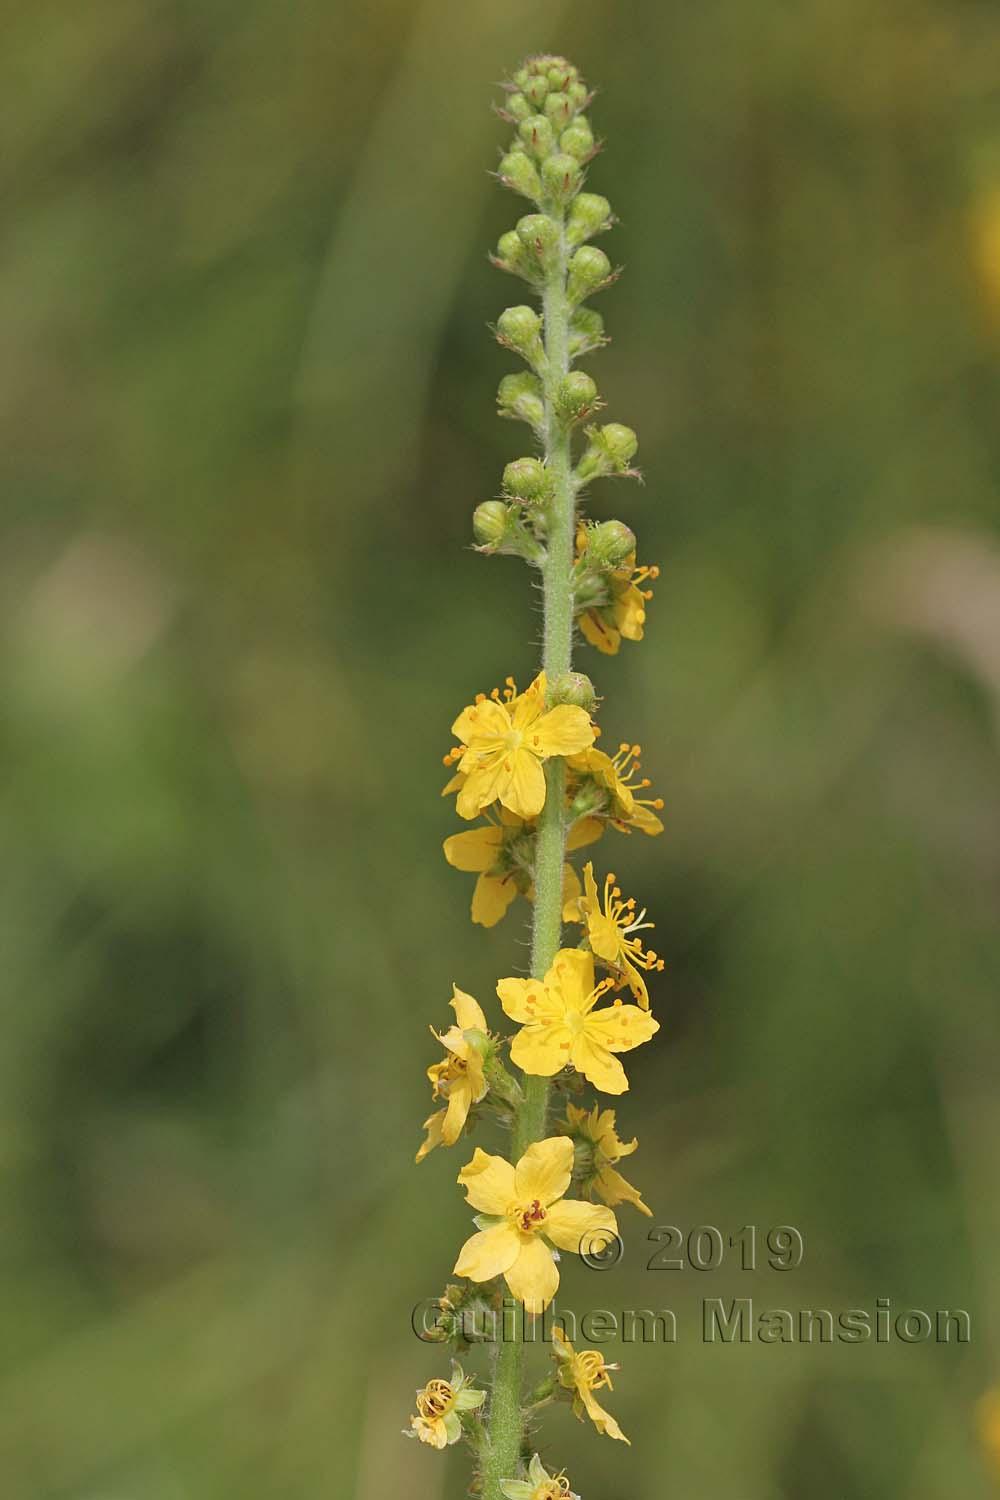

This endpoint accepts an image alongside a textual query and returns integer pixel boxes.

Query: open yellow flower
[445,674,595,821]
[454,1137,616,1314]
[552,1326,629,1443]
[443,810,587,928]
[562,1101,652,1217]
[567,741,664,837]
[578,553,658,656]
[498,948,658,1095]
[501,1453,579,1500]
[570,862,664,1009]
[406,1363,485,1447]
[416,988,489,1162]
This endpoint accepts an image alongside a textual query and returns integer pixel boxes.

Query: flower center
[576,1350,612,1392]
[416,1378,455,1420]
[511,1198,547,1233]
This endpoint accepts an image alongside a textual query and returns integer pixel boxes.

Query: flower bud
[473,500,511,547]
[498,150,542,201]
[567,80,590,111]
[516,213,561,273]
[497,372,545,431]
[493,230,542,286]
[495,305,545,367]
[560,118,595,161]
[518,114,555,159]
[548,671,597,710]
[568,307,606,358]
[524,74,549,109]
[544,91,575,130]
[567,245,613,304]
[566,192,613,247]
[505,91,533,123]
[546,59,577,90]
[555,370,599,425]
[541,153,583,209]
[503,456,552,503]
[576,422,639,481]
[585,519,636,567]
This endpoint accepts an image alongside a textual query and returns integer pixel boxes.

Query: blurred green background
[3,1,1000,1496]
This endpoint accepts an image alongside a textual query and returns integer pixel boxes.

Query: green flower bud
[566,192,613,247]
[498,150,542,201]
[518,114,555,159]
[473,500,511,547]
[524,75,549,110]
[568,80,590,111]
[540,153,583,209]
[495,304,545,367]
[548,671,597,710]
[513,66,531,91]
[492,229,542,286]
[505,91,533,123]
[576,422,639,481]
[555,370,599,425]
[544,91,575,130]
[585,519,636,567]
[560,118,595,161]
[568,307,607,358]
[503,456,552,503]
[497,372,545,432]
[516,213,560,273]
[567,245,613,304]
[546,59,577,90]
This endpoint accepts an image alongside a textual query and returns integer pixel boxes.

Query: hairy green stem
[481,218,575,1500]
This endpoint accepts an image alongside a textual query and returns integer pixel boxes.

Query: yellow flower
[501,1453,579,1500]
[445,674,595,821]
[497,948,658,1095]
[568,741,664,837]
[454,1137,617,1314]
[570,862,663,1009]
[552,1326,629,1443]
[563,1101,652,1217]
[443,810,585,929]
[406,1362,485,1447]
[415,988,489,1162]
[578,554,658,656]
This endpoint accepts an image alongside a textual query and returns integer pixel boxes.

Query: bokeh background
[4,1,1000,1496]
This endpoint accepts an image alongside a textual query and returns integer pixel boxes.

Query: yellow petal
[415,1108,447,1163]
[472,872,519,927]
[579,609,620,655]
[596,1164,652,1216]
[454,1222,521,1282]
[570,1033,629,1094]
[500,749,547,819]
[622,960,651,1009]
[441,770,465,797]
[566,815,605,851]
[496,977,554,1024]
[588,911,625,966]
[510,674,547,731]
[450,985,488,1033]
[442,1077,473,1145]
[532,705,596,757]
[628,804,664,837]
[515,1136,574,1206]
[586,1004,660,1052]
[545,1197,618,1253]
[457,1147,516,1214]
[560,863,581,920]
[504,1235,559,1314]
[547,948,596,1013]
[457,762,506,820]
[510,1021,573,1076]
[443,826,504,872]
[452,698,509,745]
[615,583,646,642]
[580,1385,630,1444]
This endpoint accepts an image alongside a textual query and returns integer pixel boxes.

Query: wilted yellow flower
[498,948,658,1095]
[407,1363,485,1447]
[443,809,589,928]
[563,1101,652,1216]
[454,1137,616,1314]
[416,988,489,1162]
[501,1452,579,1500]
[568,741,664,836]
[569,862,663,1009]
[579,554,659,656]
[552,1326,629,1442]
[445,674,595,821]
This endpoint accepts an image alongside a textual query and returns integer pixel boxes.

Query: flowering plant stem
[481,195,573,1500]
